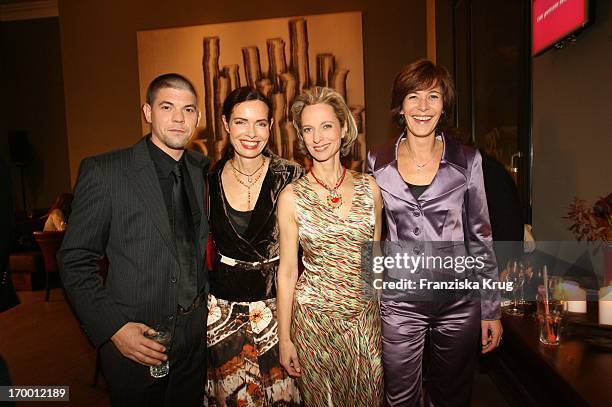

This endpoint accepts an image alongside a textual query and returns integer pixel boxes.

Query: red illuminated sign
[532,0,589,55]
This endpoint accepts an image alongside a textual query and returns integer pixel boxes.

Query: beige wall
[57,0,427,184]
[532,0,612,239]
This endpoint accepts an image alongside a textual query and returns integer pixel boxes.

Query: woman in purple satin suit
[366,59,503,406]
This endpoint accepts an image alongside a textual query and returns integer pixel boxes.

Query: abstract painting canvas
[137,11,365,168]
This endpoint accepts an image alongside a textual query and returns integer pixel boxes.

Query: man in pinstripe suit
[59,74,209,406]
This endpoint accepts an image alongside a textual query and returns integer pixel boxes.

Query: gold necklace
[230,157,267,209]
[230,156,266,182]
[404,139,438,171]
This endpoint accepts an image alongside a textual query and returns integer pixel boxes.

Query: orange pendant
[327,189,343,209]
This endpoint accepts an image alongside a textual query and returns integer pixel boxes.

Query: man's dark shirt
[146,137,201,303]
[146,137,201,233]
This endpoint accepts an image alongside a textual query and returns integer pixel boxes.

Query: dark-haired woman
[366,60,502,406]
[205,87,302,406]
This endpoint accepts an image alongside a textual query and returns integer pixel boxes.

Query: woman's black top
[225,203,252,236]
[407,183,430,200]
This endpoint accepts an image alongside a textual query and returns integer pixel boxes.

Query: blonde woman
[277,87,384,406]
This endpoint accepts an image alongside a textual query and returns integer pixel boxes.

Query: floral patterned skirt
[205,294,302,406]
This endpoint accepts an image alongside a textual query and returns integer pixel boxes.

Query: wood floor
[0,288,109,407]
[0,288,508,407]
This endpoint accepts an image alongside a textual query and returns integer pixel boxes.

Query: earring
[398,113,406,127]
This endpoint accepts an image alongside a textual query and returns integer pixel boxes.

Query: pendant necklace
[230,157,266,210]
[230,156,266,182]
[310,167,347,210]
[404,139,438,171]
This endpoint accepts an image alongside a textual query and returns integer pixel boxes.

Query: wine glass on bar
[518,259,533,307]
[504,260,526,316]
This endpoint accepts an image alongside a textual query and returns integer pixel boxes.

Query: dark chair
[32,231,64,301]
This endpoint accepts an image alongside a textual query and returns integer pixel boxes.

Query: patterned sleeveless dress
[291,171,383,406]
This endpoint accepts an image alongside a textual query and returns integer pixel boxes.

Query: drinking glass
[518,260,533,305]
[144,325,172,378]
[504,260,526,316]
[536,296,565,345]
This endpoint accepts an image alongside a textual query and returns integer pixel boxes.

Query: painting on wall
[137,11,365,168]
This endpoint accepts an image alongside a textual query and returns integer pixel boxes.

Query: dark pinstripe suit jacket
[58,137,210,347]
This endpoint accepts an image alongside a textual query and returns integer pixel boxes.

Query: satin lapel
[126,138,178,260]
[419,161,466,201]
[372,134,418,206]
[374,161,419,206]
[419,135,468,202]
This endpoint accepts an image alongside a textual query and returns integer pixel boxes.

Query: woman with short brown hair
[367,59,502,406]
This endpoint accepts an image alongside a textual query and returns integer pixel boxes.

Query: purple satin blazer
[366,133,501,320]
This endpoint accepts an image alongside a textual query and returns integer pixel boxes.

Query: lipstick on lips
[239,139,261,150]
[312,143,331,153]
[411,115,434,124]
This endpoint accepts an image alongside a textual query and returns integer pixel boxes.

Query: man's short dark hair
[146,73,198,105]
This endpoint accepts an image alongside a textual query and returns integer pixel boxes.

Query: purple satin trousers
[381,300,481,407]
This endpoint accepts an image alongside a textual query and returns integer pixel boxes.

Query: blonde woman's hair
[290,86,358,157]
